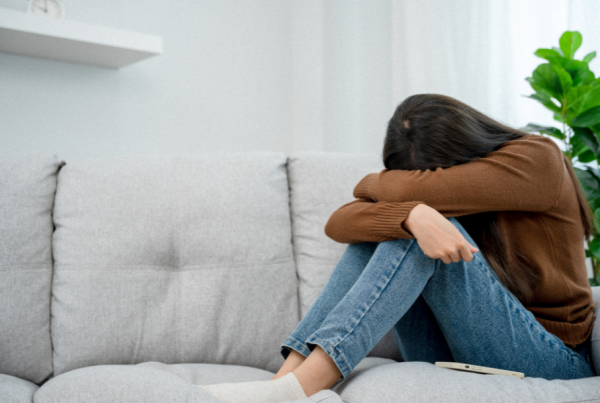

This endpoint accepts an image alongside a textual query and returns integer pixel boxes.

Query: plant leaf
[573,65,595,86]
[581,87,600,112]
[519,123,564,140]
[583,51,597,63]
[560,31,583,59]
[590,278,600,287]
[553,113,565,123]
[534,48,562,63]
[574,127,600,159]
[574,167,600,200]
[578,149,596,163]
[572,106,600,127]
[523,93,562,113]
[534,48,565,68]
[555,65,573,95]
[567,86,591,115]
[589,196,600,212]
[589,236,600,260]
[594,208,600,228]
[532,64,563,99]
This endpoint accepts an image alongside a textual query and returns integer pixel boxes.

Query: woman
[202,94,596,402]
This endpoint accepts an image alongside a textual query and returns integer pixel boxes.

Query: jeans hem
[281,337,312,359]
[306,335,352,379]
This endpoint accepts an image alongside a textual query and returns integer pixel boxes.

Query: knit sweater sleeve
[324,198,426,244]
[353,135,565,216]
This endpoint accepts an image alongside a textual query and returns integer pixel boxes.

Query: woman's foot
[200,372,307,403]
[271,349,306,380]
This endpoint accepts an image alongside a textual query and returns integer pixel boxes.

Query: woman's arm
[325,199,479,264]
[353,135,565,215]
[404,203,479,264]
[324,198,426,244]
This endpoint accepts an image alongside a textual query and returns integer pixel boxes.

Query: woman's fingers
[444,235,476,264]
[459,240,474,263]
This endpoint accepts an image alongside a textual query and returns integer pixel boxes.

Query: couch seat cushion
[0,374,39,403]
[334,361,600,403]
[33,362,345,403]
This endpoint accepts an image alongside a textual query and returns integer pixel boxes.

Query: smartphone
[435,362,524,379]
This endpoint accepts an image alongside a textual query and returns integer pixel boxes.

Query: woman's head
[383,94,526,171]
[383,94,594,303]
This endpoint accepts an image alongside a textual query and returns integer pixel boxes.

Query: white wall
[0,0,294,159]
[1,0,599,160]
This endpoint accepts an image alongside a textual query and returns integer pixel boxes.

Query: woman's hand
[404,204,479,264]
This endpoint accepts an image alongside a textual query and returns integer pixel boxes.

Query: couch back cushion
[51,153,298,376]
[0,154,63,384]
[287,152,384,315]
[286,152,402,360]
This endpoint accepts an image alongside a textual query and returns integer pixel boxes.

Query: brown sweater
[324,134,595,347]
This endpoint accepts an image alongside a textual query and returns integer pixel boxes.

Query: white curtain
[391,0,600,163]
[290,0,600,161]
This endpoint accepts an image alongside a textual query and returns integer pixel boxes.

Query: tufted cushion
[0,153,63,384]
[50,153,299,376]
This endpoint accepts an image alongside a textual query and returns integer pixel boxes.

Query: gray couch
[1,152,599,403]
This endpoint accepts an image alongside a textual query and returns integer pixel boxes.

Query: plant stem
[562,101,570,159]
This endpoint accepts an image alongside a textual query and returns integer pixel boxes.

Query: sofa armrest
[592,286,599,376]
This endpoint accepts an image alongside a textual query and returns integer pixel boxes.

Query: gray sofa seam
[53,258,295,271]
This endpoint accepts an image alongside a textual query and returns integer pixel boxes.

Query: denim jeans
[281,217,595,380]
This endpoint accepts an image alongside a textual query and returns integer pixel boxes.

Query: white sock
[200,372,307,403]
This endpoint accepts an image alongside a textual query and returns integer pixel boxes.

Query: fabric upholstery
[33,365,213,403]
[286,152,384,315]
[0,374,39,403]
[591,286,599,375]
[0,154,63,384]
[286,152,402,361]
[282,390,343,403]
[137,361,274,385]
[34,357,391,403]
[50,153,299,376]
[334,361,600,403]
[34,362,346,403]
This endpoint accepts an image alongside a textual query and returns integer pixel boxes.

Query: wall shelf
[0,8,162,69]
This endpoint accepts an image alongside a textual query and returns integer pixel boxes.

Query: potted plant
[521,30,600,286]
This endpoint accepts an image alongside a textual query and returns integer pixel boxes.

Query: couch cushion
[286,152,402,361]
[334,361,600,403]
[51,153,299,376]
[0,154,63,384]
[0,374,39,403]
[33,365,212,403]
[287,152,383,316]
[592,286,599,375]
[137,361,274,385]
[34,362,344,403]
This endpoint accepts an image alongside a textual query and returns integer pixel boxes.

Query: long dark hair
[383,94,595,304]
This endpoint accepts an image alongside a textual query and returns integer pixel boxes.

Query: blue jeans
[281,217,595,380]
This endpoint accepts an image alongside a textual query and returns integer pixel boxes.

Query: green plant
[521,31,600,286]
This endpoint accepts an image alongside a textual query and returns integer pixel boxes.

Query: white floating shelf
[0,8,162,69]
